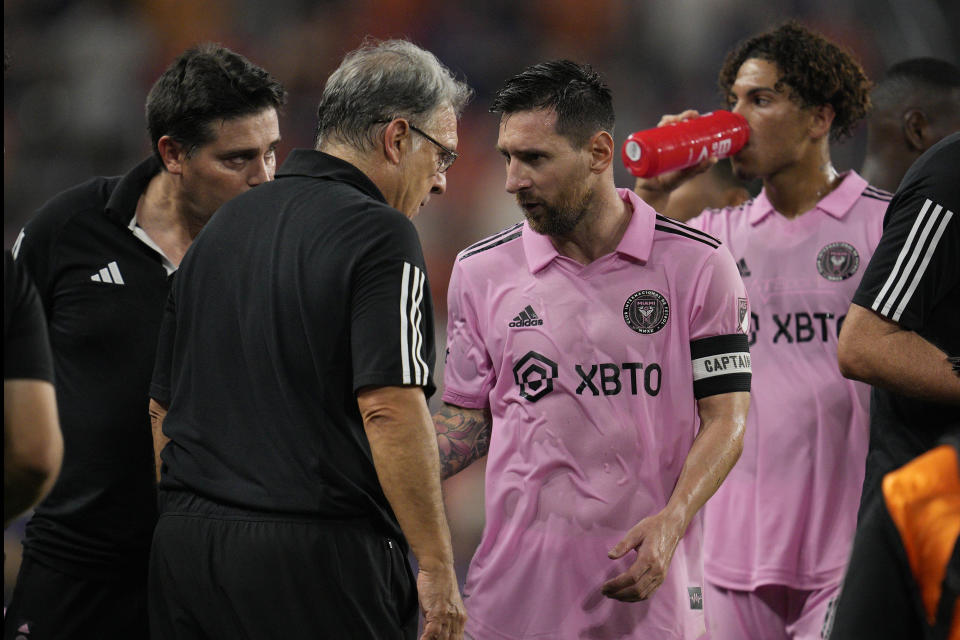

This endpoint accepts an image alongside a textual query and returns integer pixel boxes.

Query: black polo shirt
[4,250,54,383]
[150,149,436,543]
[13,156,171,577]
[851,133,960,512]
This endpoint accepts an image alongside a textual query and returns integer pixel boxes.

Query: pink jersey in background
[689,171,887,591]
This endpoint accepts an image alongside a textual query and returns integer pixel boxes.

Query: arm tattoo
[433,404,492,479]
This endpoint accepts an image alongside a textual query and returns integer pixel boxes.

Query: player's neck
[322,144,399,211]
[763,151,841,220]
[136,171,200,266]
[550,185,630,266]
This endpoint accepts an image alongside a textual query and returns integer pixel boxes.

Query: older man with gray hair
[148,39,472,640]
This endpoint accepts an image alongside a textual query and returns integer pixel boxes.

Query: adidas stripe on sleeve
[350,211,436,395]
[399,261,430,386]
[868,198,954,322]
[853,136,959,331]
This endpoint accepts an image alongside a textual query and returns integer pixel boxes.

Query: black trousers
[4,554,149,640]
[149,491,417,639]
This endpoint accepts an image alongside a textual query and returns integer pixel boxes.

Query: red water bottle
[622,110,749,178]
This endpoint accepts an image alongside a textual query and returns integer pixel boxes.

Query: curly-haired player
[636,22,885,640]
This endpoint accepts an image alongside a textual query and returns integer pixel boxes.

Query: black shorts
[149,491,417,640]
[3,555,149,640]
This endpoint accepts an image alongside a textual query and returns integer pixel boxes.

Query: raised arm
[433,403,492,480]
[632,110,716,222]
[602,390,749,601]
[358,385,466,640]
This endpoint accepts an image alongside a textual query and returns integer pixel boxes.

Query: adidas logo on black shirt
[509,305,543,327]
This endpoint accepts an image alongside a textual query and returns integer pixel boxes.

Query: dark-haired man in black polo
[149,39,470,639]
[6,44,285,639]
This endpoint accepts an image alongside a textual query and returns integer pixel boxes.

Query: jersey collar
[522,187,656,273]
[749,170,868,225]
[104,155,164,227]
[276,149,387,203]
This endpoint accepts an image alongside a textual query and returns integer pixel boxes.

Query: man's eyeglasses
[408,125,458,173]
[373,119,458,173]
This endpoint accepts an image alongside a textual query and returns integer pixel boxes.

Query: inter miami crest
[623,290,669,334]
[816,242,860,281]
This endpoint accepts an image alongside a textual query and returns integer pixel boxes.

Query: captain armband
[690,334,752,399]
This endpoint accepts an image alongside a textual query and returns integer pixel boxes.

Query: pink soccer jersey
[443,188,750,640]
[688,171,887,591]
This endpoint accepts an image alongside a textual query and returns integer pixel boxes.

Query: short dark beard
[520,172,594,237]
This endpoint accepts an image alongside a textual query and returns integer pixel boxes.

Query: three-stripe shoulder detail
[459,223,523,261]
[654,215,721,249]
[399,262,430,386]
[869,198,954,322]
[862,186,893,202]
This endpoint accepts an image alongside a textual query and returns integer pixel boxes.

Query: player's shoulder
[914,132,960,175]
[455,222,525,264]
[690,198,757,235]
[25,175,120,238]
[896,133,960,206]
[653,213,724,253]
[858,184,894,206]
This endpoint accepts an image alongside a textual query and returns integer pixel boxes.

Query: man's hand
[600,509,686,602]
[418,564,467,640]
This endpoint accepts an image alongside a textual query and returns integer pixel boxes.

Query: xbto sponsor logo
[747,311,847,346]
[513,352,663,401]
[575,362,662,397]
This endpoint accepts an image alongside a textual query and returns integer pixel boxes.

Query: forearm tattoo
[434,404,492,479]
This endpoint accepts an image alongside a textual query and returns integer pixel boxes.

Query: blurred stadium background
[4,0,958,601]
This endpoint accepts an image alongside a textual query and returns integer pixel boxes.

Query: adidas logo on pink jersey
[509,305,543,327]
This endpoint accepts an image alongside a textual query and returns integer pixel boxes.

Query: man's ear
[157,136,188,175]
[809,103,836,140]
[588,130,614,174]
[381,119,412,166]
[901,109,929,152]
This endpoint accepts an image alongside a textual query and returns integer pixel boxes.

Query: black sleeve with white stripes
[852,136,959,330]
[349,208,436,397]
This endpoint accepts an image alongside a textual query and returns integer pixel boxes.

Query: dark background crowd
[4,0,959,600]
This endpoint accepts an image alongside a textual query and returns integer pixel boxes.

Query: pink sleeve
[689,244,749,341]
[688,245,752,399]
[442,261,496,409]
